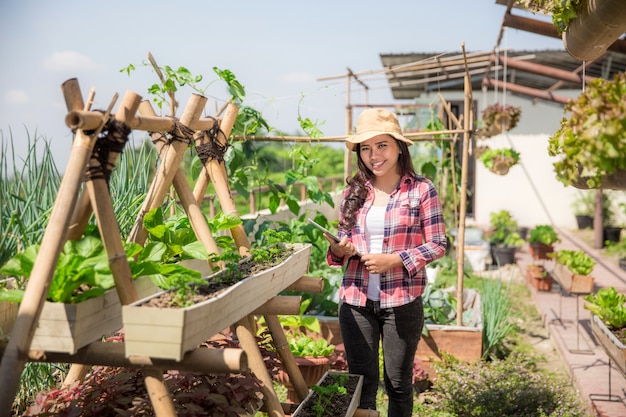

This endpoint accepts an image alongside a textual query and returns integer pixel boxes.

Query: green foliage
[423,286,457,326]
[552,249,596,275]
[481,277,514,359]
[0,131,60,268]
[584,287,626,329]
[548,72,626,188]
[528,225,560,246]
[515,0,582,35]
[310,373,348,417]
[488,210,523,247]
[481,103,522,131]
[479,147,521,171]
[604,238,626,260]
[288,335,335,358]
[431,354,590,416]
[1,235,116,303]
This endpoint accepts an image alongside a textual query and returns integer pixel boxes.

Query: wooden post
[137,100,223,268]
[236,315,285,417]
[265,315,310,401]
[0,87,117,416]
[127,94,207,246]
[192,103,251,256]
[455,44,473,326]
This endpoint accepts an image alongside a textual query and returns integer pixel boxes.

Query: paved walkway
[516,227,626,417]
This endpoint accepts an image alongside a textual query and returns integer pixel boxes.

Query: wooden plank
[552,263,594,294]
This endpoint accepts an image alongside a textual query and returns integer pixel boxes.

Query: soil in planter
[142,248,293,308]
[295,373,361,417]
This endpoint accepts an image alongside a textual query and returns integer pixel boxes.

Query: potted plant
[528,225,560,260]
[584,287,626,374]
[551,249,596,294]
[479,103,522,137]
[479,148,521,176]
[488,210,525,266]
[525,263,554,292]
[604,238,626,271]
[548,71,626,189]
[268,305,338,403]
[571,191,595,229]
[601,191,622,246]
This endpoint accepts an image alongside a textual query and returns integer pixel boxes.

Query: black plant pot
[492,246,516,266]
[603,226,622,246]
[619,258,626,272]
[575,215,593,229]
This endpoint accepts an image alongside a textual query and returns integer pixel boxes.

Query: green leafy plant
[528,225,560,246]
[548,71,626,188]
[488,210,524,248]
[1,235,117,304]
[288,335,335,358]
[551,249,596,275]
[515,0,582,35]
[584,287,626,330]
[480,103,522,135]
[479,148,521,172]
[605,238,626,261]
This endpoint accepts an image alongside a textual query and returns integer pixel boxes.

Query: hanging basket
[491,156,515,176]
[494,113,512,132]
[474,146,490,158]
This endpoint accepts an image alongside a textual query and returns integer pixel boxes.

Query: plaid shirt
[327,174,447,309]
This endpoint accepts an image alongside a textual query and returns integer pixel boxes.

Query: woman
[325,108,447,416]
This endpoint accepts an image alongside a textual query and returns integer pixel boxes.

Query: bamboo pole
[252,296,302,316]
[143,368,177,417]
[127,94,207,246]
[285,276,324,293]
[0,88,117,416]
[63,91,143,387]
[192,103,251,256]
[265,315,310,402]
[138,100,222,268]
[236,315,284,417]
[456,44,472,326]
[0,341,247,374]
[65,109,219,133]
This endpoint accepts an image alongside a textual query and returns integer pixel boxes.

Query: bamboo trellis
[0,76,321,417]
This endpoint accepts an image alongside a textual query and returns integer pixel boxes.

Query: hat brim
[345,131,413,151]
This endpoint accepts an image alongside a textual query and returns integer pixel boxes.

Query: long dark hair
[339,139,415,232]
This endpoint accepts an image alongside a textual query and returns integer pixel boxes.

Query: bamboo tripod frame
[0,78,314,417]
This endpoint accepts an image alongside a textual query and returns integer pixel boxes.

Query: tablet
[307,218,340,242]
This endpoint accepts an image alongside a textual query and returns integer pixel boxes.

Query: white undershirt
[365,205,386,301]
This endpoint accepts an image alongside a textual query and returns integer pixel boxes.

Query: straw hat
[345,108,413,151]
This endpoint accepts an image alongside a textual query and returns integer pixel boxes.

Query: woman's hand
[360,253,403,274]
[326,235,358,259]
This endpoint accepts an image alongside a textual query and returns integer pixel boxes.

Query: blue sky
[0,1,562,169]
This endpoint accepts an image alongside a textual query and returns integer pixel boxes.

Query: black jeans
[339,297,423,417]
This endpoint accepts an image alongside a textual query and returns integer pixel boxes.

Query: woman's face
[359,134,401,178]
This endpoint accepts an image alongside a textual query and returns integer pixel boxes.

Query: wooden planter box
[292,371,363,417]
[529,243,554,261]
[590,314,626,375]
[525,264,553,292]
[31,276,158,354]
[416,289,482,374]
[0,278,18,337]
[122,243,311,361]
[552,262,594,294]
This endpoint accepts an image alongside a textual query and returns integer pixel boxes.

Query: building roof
[379,1,626,105]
